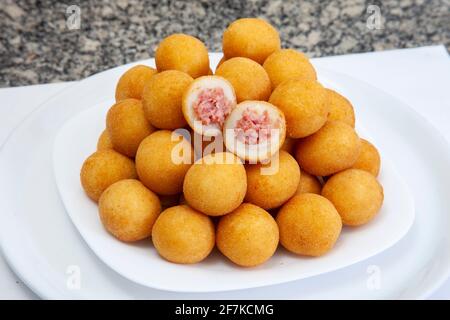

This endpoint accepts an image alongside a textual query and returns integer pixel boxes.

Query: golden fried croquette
[142,70,193,129]
[106,99,155,157]
[182,75,237,137]
[216,203,279,267]
[135,130,193,195]
[279,137,297,154]
[245,151,300,210]
[115,65,157,101]
[351,139,381,176]
[80,150,137,202]
[295,121,361,176]
[215,57,271,102]
[269,79,329,138]
[326,89,355,127]
[97,129,113,151]
[276,193,342,256]
[152,205,215,264]
[98,179,161,242]
[155,34,210,78]
[263,49,317,89]
[223,101,286,163]
[322,169,384,226]
[222,18,281,64]
[183,152,247,216]
[295,170,322,195]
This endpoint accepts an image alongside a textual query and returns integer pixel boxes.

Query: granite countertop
[0,0,448,87]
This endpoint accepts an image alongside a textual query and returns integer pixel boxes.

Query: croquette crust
[80,149,137,202]
[269,79,329,138]
[263,49,317,89]
[245,151,300,210]
[98,179,161,242]
[155,34,210,78]
[215,57,271,102]
[326,89,356,128]
[295,121,361,176]
[97,129,113,151]
[322,169,384,226]
[276,193,342,256]
[142,70,193,129]
[351,139,381,176]
[135,130,193,195]
[106,99,154,157]
[216,203,279,267]
[152,205,215,264]
[222,18,281,64]
[115,65,157,101]
[183,152,247,216]
[295,170,322,195]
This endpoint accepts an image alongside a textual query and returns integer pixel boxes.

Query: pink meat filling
[235,109,273,145]
[193,88,232,127]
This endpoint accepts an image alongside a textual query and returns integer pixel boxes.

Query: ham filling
[235,108,273,145]
[193,88,232,127]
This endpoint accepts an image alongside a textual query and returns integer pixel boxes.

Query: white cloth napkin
[0,45,449,299]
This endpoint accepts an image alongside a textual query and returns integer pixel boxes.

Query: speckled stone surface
[0,0,449,87]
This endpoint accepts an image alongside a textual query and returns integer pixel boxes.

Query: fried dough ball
[280,137,297,154]
[183,152,247,216]
[223,101,286,163]
[322,169,384,226]
[269,79,329,138]
[115,65,157,101]
[106,99,155,157]
[98,179,161,242]
[155,34,210,78]
[326,89,355,127]
[276,193,342,256]
[182,75,237,137]
[80,150,137,202]
[97,129,113,151]
[263,49,317,89]
[142,70,193,129]
[217,203,279,267]
[351,139,381,176]
[295,171,322,194]
[215,57,271,102]
[152,205,215,264]
[245,151,300,210]
[295,121,361,176]
[222,18,281,64]
[295,171,322,195]
[135,130,193,195]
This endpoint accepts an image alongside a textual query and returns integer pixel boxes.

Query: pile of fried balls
[80,18,383,267]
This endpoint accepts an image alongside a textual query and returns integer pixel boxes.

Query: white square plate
[52,56,415,293]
